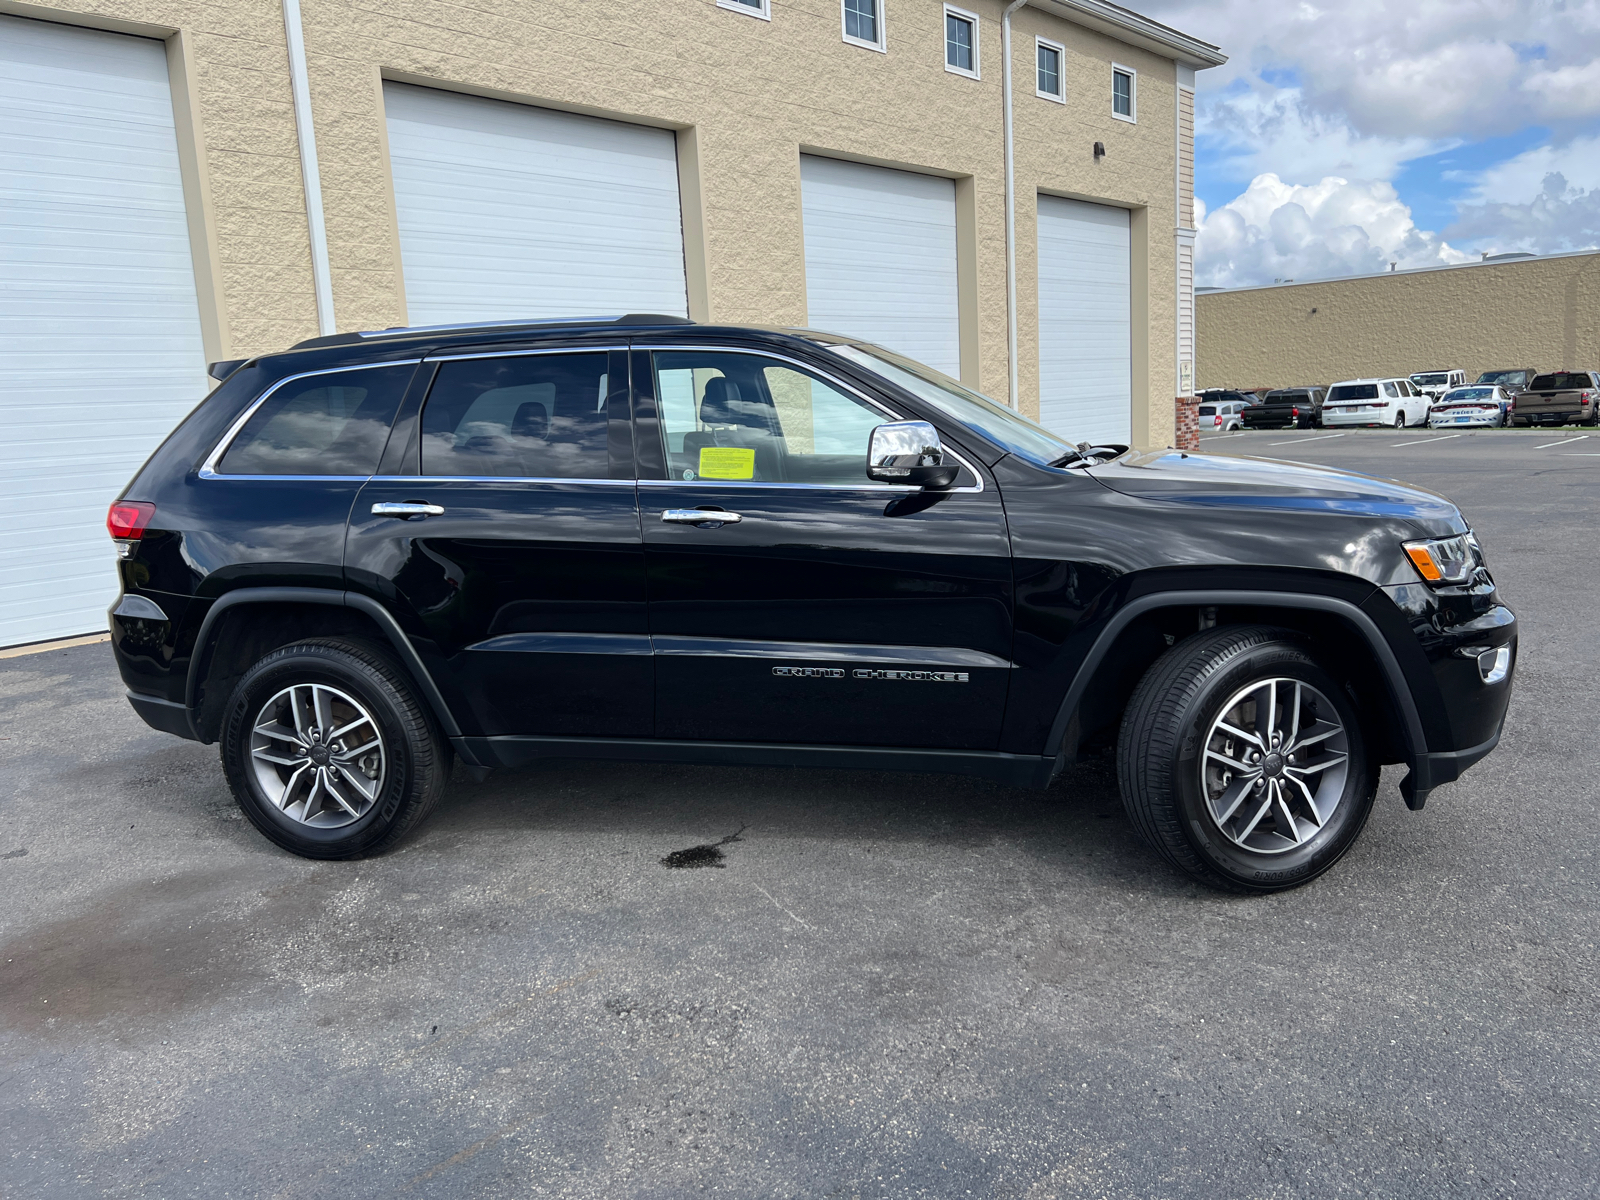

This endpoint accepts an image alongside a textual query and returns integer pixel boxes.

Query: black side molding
[462,734,1053,789]
[1042,588,1436,808]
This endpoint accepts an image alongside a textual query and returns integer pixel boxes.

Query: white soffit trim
[1024,0,1225,68]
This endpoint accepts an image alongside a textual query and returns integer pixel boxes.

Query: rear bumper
[126,690,199,741]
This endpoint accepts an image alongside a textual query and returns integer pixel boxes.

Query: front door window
[654,351,889,486]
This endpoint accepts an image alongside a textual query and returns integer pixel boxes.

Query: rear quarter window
[217,364,413,476]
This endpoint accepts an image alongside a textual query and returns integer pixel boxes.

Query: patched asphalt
[3,431,1596,1198]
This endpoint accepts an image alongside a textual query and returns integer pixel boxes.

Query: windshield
[1411,373,1450,386]
[1531,372,1593,391]
[1442,387,1495,402]
[1329,383,1379,402]
[1477,370,1527,386]
[822,343,1074,465]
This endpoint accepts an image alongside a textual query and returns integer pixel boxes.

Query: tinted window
[655,351,892,486]
[1329,384,1378,401]
[1477,370,1529,387]
[1197,405,1216,416]
[1263,390,1307,405]
[1531,373,1594,390]
[421,353,612,479]
[218,365,411,476]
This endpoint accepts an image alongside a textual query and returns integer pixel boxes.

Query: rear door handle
[371,502,445,518]
[662,508,741,526]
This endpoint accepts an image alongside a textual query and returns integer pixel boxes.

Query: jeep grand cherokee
[107,316,1517,893]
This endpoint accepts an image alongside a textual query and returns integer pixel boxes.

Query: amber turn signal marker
[1404,545,1442,581]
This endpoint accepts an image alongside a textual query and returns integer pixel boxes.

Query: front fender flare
[1043,589,1435,808]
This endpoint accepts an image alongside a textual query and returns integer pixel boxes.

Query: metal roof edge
[1196,247,1600,296]
[1026,0,1226,68]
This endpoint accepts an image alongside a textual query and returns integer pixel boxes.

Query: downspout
[282,0,336,336]
[1002,0,1027,409]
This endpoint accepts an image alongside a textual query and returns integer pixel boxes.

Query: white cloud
[1141,0,1600,139]
[1200,86,1456,186]
[1196,174,1472,288]
[1465,133,1600,202]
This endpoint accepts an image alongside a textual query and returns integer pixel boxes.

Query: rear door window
[218,364,413,476]
[420,352,613,479]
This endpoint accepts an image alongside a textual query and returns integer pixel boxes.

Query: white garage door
[0,15,206,648]
[800,156,961,377]
[1037,196,1131,444]
[384,83,689,326]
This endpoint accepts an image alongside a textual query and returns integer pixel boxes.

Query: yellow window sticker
[697,446,756,480]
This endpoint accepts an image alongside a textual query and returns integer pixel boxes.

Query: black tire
[1394,411,1405,428]
[1116,626,1378,893]
[220,638,450,859]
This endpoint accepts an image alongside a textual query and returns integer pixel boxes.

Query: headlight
[1402,533,1482,585]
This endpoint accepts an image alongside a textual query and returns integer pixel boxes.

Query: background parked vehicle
[1428,385,1512,428]
[1239,386,1326,430]
[1197,398,1251,430]
[1509,371,1600,426]
[1321,377,1432,427]
[1476,368,1537,390]
[1410,369,1467,403]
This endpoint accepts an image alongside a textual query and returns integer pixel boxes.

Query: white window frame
[1111,62,1137,123]
[943,5,980,79]
[717,0,771,19]
[841,0,886,53]
[1035,36,1065,102]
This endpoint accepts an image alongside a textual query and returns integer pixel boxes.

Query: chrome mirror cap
[867,421,960,489]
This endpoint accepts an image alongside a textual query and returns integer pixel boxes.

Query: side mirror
[867,421,960,489]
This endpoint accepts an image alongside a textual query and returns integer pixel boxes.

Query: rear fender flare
[184,587,462,740]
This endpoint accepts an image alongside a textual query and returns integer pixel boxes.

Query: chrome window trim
[199,358,424,480]
[637,478,917,494]
[368,475,635,486]
[423,344,628,363]
[635,343,985,494]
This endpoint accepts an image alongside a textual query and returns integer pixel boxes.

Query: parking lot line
[1535,435,1589,449]
[1268,432,1344,446]
[1392,433,1462,447]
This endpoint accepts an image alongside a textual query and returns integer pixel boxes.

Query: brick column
[1174,396,1200,450]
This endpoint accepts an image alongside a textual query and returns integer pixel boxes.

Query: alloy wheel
[1199,677,1349,854]
[249,683,387,828]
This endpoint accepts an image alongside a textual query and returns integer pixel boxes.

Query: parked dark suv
[109,316,1517,893]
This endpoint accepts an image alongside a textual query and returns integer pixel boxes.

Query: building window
[944,6,979,78]
[842,0,884,50]
[717,0,770,18]
[1112,64,1136,121]
[1036,37,1064,101]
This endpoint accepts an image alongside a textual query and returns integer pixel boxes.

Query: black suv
[1240,387,1326,430]
[108,317,1516,893]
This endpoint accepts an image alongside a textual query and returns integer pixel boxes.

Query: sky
[1136,0,1600,288]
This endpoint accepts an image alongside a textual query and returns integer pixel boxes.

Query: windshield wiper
[1049,443,1129,469]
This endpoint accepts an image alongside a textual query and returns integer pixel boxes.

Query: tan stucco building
[0,0,1222,645]
[1196,250,1600,390]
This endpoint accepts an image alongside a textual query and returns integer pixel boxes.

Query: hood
[1085,449,1465,530]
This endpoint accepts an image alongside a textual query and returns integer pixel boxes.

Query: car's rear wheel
[1117,626,1378,893]
[220,638,450,859]
[1394,412,1406,428]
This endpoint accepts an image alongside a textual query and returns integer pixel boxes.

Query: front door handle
[662,507,742,526]
[371,501,445,518]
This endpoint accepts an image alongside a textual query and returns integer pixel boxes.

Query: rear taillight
[1291,406,1300,418]
[107,501,156,557]
[1214,414,1222,426]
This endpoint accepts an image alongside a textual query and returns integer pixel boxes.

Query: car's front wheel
[1117,626,1378,893]
[220,638,451,859]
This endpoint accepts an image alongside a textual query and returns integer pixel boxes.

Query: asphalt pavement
[3,429,1597,1198]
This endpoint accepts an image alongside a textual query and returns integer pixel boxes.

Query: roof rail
[290,312,694,350]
